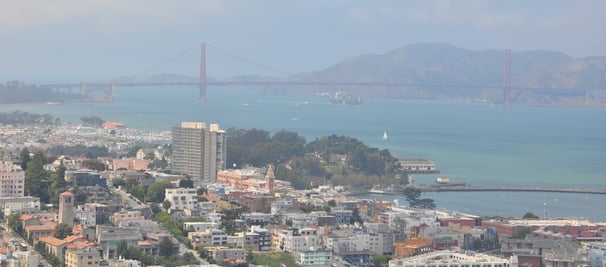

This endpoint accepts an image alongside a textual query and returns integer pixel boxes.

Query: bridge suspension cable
[206,42,293,77]
[120,44,199,81]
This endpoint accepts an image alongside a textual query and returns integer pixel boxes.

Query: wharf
[413,185,606,195]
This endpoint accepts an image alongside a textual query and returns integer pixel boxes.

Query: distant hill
[284,43,606,105]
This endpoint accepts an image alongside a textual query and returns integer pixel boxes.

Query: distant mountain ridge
[294,43,605,89]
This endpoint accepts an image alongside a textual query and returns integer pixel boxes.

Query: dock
[414,185,606,195]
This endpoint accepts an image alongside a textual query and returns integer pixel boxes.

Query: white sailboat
[382,131,388,140]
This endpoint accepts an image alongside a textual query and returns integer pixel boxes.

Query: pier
[413,185,606,195]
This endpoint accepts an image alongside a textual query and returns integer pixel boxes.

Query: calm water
[3,86,606,220]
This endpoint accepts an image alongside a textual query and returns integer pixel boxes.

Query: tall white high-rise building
[0,162,25,198]
[172,122,226,184]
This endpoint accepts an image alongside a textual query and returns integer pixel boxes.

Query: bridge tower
[109,82,115,102]
[199,42,206,102]
[503,49,512,105]
[80,82,86,96]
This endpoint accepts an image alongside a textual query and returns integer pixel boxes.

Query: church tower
[59,191,75,226]
[265,164,275,192]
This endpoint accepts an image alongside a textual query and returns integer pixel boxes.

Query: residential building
[296,249,332,267]
[272,228,321,253]
[251,225,271,251]
[183,222,220,232]
[206,247,247,265]
[165,188,198,212]
[241,213,273,225]
[82,203,121,225]
[0,196,40,217]
[586,242,606,267]
[66,171,107,188]
[110,158,151,171]
[236,194,275,213]
[111,211,143,225]
[171,122,226,184]
[114,259,142,267]
[393,237,433,259]
[188,229,229,249]
[0,161,24,198]
[95,225,140,259]
[65,246,101,267]
[330,207,354,225]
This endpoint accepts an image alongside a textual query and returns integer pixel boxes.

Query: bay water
[2,86,605,220]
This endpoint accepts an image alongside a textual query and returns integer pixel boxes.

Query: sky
[1,0,605,83]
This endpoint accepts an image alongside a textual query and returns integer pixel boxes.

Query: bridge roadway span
[415,185,606,195]
[38,81,585,92]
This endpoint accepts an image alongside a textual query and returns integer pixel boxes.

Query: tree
[82,159,106,171]
[145,152,155,160]
[112,178,126,188]
[7,213,22,234]
[523,212,540,219]
[515,228,532,239]
[179,178,194,188]
[162,200,172,211]
[150,203,162,215]
[158,237,174,257]
[25,151,50,202]
[116,240,128,259]
[198,247,208,259]
[373,255,390,267]
[402,187,436,210]
[19,148,30,170]
[55,223,73,239]
[403,187,421,204]
[146,180,173,203]
[130,185,146,201]
[80,116,104,128]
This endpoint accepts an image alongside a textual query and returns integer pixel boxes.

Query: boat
[369,186,386,194]
[382,131,388,140]
[330,91,362,105]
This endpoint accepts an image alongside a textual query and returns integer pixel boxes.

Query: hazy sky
[1,0,605,82]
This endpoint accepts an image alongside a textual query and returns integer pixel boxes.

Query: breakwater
[377,185,606,195]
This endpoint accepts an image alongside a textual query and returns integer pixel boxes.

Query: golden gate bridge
[34,43,588,104]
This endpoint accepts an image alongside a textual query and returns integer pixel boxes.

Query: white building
[297,249,332,267]
[272,228,321,253]
[75,205,97,227]
[114,259,142,267]
[188,229,229,249]
[389,251,515,267]
[0,196,40,217]
[183,222,220,232]
[0,162,25,198]
[165,188,198,212]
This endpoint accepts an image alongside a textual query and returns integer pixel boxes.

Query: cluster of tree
[226,129,406,189]
[80,116,105,128]
[0,83,82,104]
[113,179,185,203]
[116,239,199,267]
[0,110,60,125]
[402,187,436,210]
[20,148,69,205]
[247,252,298,267]
[47,144,112,159]
[220,204,250,235]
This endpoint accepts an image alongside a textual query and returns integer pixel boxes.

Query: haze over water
[3,87,606,220]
